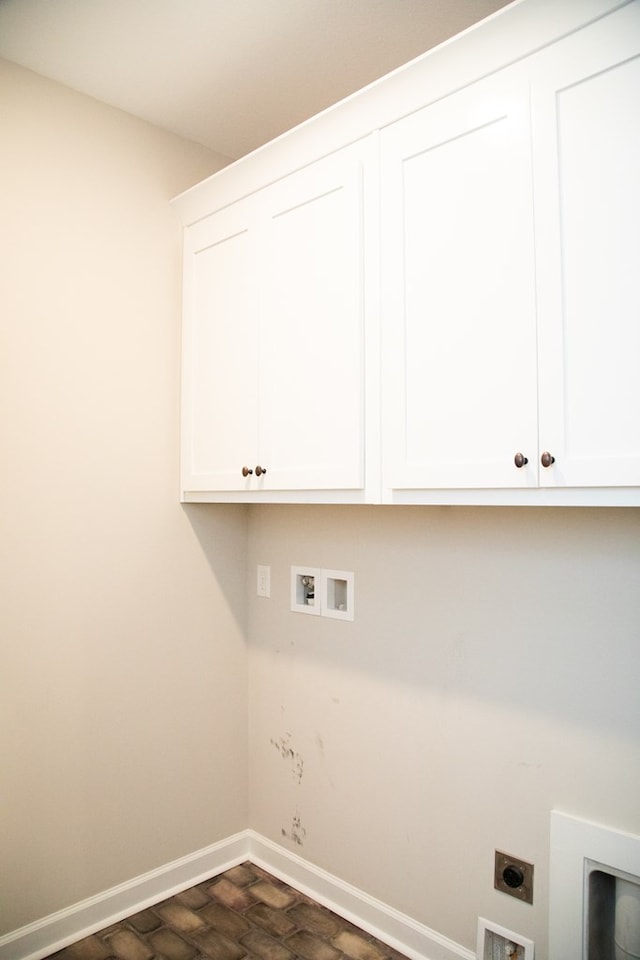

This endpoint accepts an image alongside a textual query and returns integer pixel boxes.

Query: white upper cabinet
[531,2,640,490]
[380,68,538,492]
[175,0,639,506]
[380,2,640,504]
[180,139,372,501]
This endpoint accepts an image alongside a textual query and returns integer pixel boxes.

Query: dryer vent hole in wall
[588,867,640,960]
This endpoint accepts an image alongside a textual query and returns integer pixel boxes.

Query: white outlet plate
[256,564,271,598]
[290,566,321,615]
[477,918,534,960]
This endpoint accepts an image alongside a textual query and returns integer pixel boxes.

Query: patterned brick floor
[47,862,410,960]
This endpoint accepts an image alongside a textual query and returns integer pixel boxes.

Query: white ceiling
[0,0,513,161]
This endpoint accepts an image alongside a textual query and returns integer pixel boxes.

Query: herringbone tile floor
[47,862,410,960]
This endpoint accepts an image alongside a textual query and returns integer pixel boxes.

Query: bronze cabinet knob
[540,451,555,468]
[241,466,253,477]
[514,452,528,468]
[255,465,267,477]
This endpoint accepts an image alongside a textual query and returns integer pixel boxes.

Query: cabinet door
[257,143,367,490]
[532,2,640,488]
[181,197,259,493]
[380,68,538,491]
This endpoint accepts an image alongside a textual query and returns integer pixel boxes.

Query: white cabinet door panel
[181,203,259,492]
[258,148,366,490]
[381,69,538,490]
[532,2,640,487]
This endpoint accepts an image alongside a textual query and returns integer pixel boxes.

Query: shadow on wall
[182,502,249,635]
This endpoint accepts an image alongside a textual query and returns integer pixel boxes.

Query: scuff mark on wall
[270,732,304,783]
[281,814,307,846]
[315,732,335,788]
[271,734,306,844]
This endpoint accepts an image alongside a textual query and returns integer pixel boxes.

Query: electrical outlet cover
[257,564,271,598]
[494,850,534,904]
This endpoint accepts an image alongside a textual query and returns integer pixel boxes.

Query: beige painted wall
[0,60,248,933]
[3,50,640,960]
[247,504,640,955]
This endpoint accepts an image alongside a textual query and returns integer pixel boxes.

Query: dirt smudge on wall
[281,814,307,846]
[270,732,304,783]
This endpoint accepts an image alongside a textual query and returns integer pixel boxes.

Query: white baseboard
[247,831,473,960]
[1,831,473,960]
[0,832,249,960]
